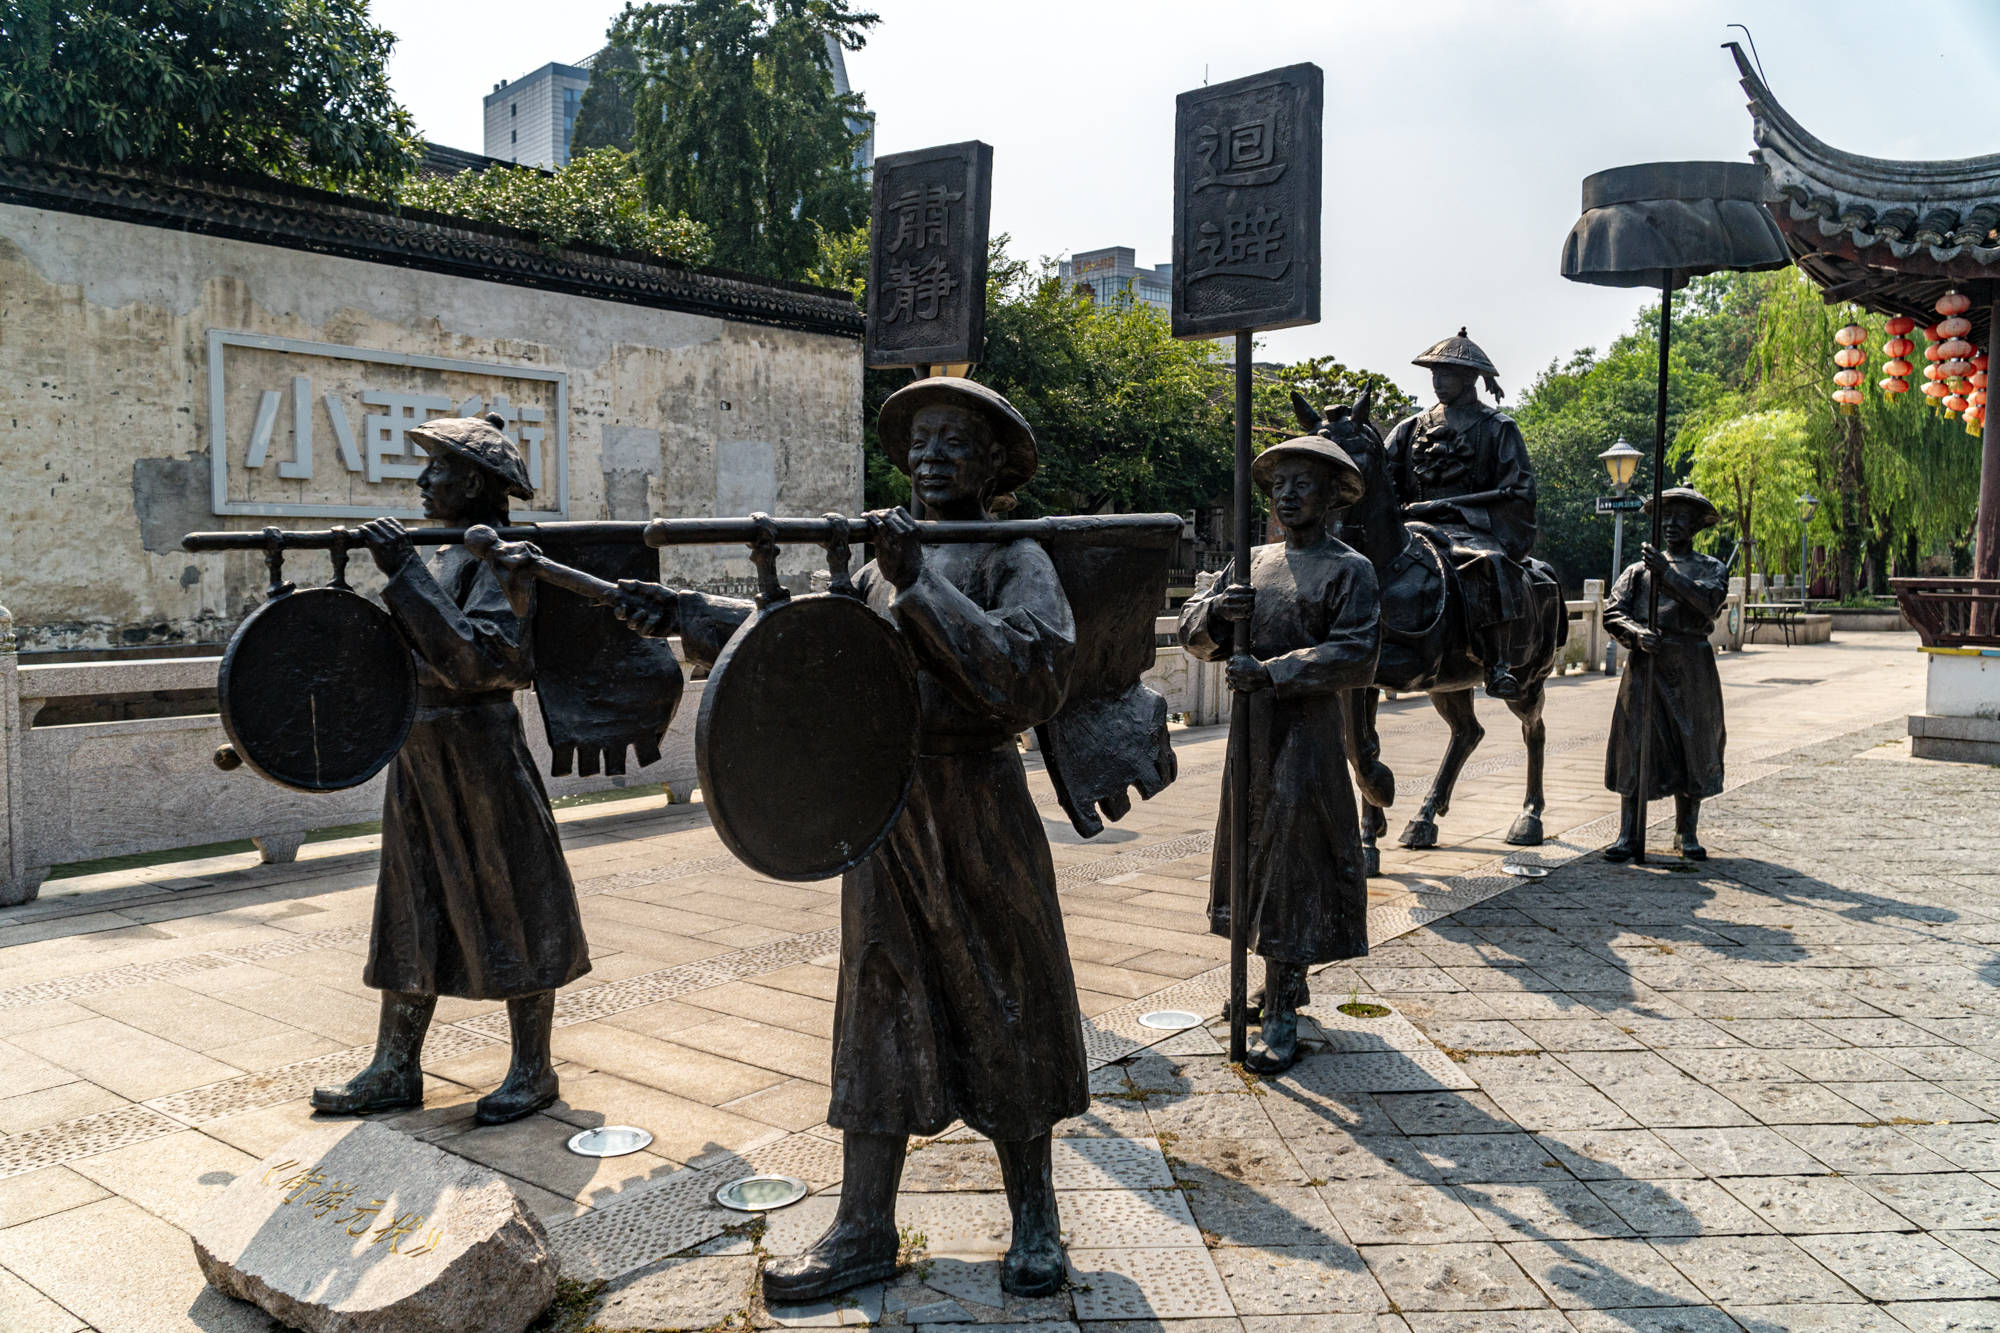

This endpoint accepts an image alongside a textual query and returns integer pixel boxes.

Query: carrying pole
[1228,330,1254,1064]
[1633,280,1674,864]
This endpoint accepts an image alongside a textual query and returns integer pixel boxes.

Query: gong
[697,594,920,881]
[218,587,418,792]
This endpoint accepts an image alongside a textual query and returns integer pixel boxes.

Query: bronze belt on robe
[919,730,1015,757]
[415,686,515,710]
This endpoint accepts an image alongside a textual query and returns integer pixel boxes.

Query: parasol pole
[1228,330,1253,1064]
[1633,278,1674,864]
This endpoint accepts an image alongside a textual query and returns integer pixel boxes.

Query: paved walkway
[0,633,1984,1331]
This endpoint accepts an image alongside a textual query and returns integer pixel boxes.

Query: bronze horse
[1294,392,1567,873]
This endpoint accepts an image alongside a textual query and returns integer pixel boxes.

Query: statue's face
[1265,457,1333,530]
[907,403,1002,507]
[1661,505,1696,547]
[1431,365,1475,403]
[417,451,489,522]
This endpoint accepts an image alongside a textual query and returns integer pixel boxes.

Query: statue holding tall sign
[1173,62,1326,1064]
[1178,434,1379,1073]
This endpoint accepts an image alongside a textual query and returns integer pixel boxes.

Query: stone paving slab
[0,634,1973,1330]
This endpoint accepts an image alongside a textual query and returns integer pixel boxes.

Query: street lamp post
[1598,436,1644,674]
[1796,492,1820,602]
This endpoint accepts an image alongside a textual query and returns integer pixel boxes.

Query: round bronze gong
[218,587,417,792]
[696,594,920,881]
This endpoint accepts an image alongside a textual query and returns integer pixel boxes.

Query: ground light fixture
[567,1126,654,1158]
[714,1174,810,1212]
[1138,1010,1204,1030]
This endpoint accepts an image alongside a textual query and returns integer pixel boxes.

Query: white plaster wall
[0,203,863,650]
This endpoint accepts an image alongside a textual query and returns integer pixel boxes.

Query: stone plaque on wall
[1171,64,1323,339]
[206,331,570,520]
[865,141,993,370]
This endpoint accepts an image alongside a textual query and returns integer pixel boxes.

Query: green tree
[1674,407,1818,583]
[400,147,712,264]
[612,0,876,279]
[1251,355,1417,442]
[1513,325,1733,592]
[0,0,418,193]
[571,43,639,154]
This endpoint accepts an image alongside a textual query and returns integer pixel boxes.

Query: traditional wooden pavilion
[1732,42,2000,758]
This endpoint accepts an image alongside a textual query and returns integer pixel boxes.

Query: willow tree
[612,0,875,279]
[1675,406,1818,583]
[1756,269,1982,594]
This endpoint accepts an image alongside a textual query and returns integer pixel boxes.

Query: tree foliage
[1675,407,1816,576]
[1251,356,1417,443]
[571,43,639,155]
[1516,267,1983,597]
[401,147,712,265]
[612,0,875,279]
[833,231,1413,526]
[0,0,418,192]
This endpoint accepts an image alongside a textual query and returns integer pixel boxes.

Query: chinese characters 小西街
[237,379,546,487]
[258,1159,444,1258]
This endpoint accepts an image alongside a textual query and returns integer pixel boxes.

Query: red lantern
[1939,315,1974,339]
[1941,338,1974,360]
[1885,358,1915,377]
[1835,322,1867,347]
[1834,368,1864,388]
[1885,335,1915,359]
[1834,347,1866,370]
[1937,290,1973,317]
[1972,371,1989,390]
[1886,315,1918,337]
[1924,378,1951,399]
[1880,376,1911,395]
[1975,352,1990,373]
[1946,393,1970,413]
[1832,388,1864,411]
[1926,341,1947,362]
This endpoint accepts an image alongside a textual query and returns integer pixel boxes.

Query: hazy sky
[376,0,2000,403]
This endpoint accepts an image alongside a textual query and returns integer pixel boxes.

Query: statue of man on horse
[1382,329,1541,701]
[1294,344,1569,867]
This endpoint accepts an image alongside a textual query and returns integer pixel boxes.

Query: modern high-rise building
[484,59,594,169]
[824,35,876,179]
[1058,247,1172,312]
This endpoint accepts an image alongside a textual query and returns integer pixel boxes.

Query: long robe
[1601,550,1728,800]
[364,545,591,1000]
[675,539,1088,1142]
[1179,537,1380,966]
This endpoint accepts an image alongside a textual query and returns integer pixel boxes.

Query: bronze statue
[1602,487,1728,862]
[311,415,589,1125]
[1382,330,1539,701]
[616,379,1085,1302]
[1294,392,1567,866]
[1179,435,1380,1072]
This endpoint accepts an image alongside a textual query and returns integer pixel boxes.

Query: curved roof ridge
[1729,43,2000,197]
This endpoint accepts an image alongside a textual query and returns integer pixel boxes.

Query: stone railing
[0,614,699,906]
[0,581,1746,906]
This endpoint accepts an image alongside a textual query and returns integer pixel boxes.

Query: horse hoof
[1363,845,1381,877]
[1504,813,1544,846]
[1399,819,1438,850]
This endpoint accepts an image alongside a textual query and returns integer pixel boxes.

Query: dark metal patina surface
[695,593,920,882]
[217,586,416,792]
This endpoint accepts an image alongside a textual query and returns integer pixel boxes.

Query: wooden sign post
[865,141,994,376]
[1172,64,1323,1063]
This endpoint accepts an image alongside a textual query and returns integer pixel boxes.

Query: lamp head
[1598,436,1643,493]
[1797,492,1819,523]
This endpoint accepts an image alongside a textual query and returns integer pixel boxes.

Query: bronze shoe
[763,1226,899,1304]
[311,1065,422,1116]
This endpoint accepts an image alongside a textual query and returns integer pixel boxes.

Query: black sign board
[865,141,993,370]
[1171,64,1322,339]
